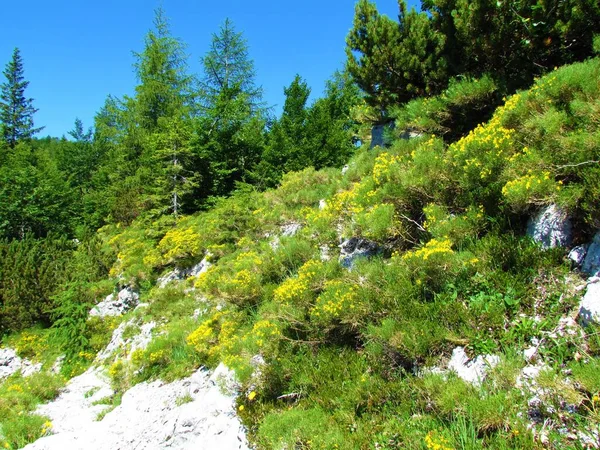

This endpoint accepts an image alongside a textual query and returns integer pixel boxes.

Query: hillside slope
[2,58,600,450]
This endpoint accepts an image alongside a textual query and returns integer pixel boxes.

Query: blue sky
[0,0,419,138]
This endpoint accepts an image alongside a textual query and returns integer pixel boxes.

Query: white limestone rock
[23,366,248,450]
[96,320,156,361]
[526,204,572,249]
[579,277,600,326]
[0,347,41,380]
[447,347,499,387]
[157,257,212,288]
[89,287,139,318]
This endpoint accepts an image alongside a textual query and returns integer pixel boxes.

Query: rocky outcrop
[447,347,499,387]
[582,232,600,276]
[526,205,572,249]
[339,237,380,268]
[89,287,139,318]
[0,347,41,380]
[24,365,248,450]
[157,257,211,288]
[96,320,156,361]
[579,277,600,326]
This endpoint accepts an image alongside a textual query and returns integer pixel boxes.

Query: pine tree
[0,48,44,148]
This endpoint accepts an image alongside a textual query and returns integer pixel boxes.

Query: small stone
[447,347,499,387]
[281,222,301,237]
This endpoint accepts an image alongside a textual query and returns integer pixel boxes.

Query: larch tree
[198,19,266,196]
[0,48,44,148]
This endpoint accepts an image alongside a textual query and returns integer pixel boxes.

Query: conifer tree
[198,19,266,196]
[0,48,44,148]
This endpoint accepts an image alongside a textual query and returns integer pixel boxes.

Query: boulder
[579,277,600,326]
[339,237,380,268]
[447,347,499,387]
[341,165,349,175]
[582,232,600,276]
[89,287,139,318]
[526,205,572,249]
[0,347,41,380]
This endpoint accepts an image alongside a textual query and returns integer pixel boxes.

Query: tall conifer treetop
[0,48,44,148]
[200,18,263,110]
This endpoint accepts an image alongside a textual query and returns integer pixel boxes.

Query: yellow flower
[248,391,257,401]
[238,405,245,411]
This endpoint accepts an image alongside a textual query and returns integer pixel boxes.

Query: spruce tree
[0,48,43,148]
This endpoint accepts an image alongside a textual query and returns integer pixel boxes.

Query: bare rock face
[0,347,41,380]
[447,347,499,387]
[339,237,380,269]
[96,320,156,361]
[89,287,139,318]
[582,232,600,276]
[579,277,600,326]
[23,366,248,450]
[526,205,573,249]
[157,257,212,288]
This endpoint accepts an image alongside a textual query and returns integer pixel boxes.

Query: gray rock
[569,245,589,267]
[579,278,600,326]
[318,199,327,210]
[0,347,41,380]
[339,237,380,268]
[582,232,600,276]
[341,165,349,175]
[89,287,139,318]
[157,257,212,288]
[447,347,499,387]
[526,205,573,249]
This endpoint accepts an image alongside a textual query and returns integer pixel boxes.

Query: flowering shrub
[273,259,325,305]
[158,227,203,263]
[502,171,562,211]
[311,281,359,323]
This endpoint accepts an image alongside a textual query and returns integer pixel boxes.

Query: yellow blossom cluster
[424,431,454,450]
[311,281,359,320]
[40,420,53,437]
[373,152,402,185]
[14,331,47,359]
[252,320,281,347]
[158,227,203,262]
[273,259,324,304]
[402,238,454,261]
[502,171,561,208]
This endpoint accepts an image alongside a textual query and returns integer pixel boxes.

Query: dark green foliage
[197,19,267,197]
[348,0,600,115]
[346,0,447,115]
[0,235,73,333]
[0,48,43,148]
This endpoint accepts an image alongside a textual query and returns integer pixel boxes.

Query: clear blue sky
[0,0,419,138]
